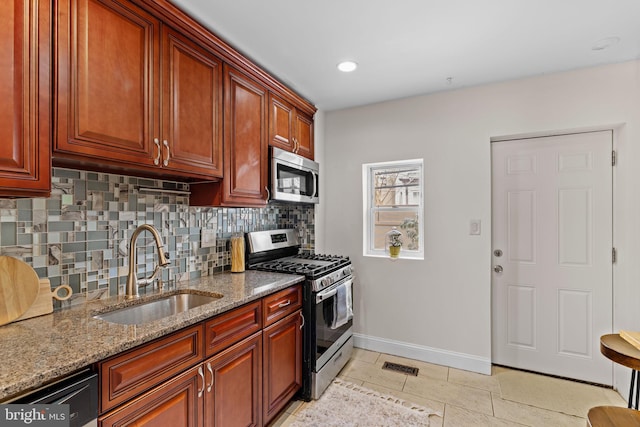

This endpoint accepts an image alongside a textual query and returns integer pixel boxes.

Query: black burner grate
[381,361,419,376]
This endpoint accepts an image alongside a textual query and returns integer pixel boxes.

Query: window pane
[374,166,421,207]
[373,210,419,251]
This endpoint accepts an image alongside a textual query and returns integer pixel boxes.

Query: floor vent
[382,361,419,376]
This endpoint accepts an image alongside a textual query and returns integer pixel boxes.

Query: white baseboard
[353,333,492,375]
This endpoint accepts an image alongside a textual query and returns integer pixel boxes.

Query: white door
[491,131,613,385]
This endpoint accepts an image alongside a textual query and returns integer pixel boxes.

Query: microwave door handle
[312,172,318,197]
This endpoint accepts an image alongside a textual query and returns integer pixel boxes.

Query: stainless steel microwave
[270,147,319,204]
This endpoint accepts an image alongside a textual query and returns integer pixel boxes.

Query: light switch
[470,219,481,235]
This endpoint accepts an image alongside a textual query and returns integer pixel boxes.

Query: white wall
[321,60,640,392]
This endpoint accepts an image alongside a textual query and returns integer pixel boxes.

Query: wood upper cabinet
[203,332,263,427]
[55,0,222,179]
[191,65,268,206]
[160,26,223,178]
[56,0,160,167]
[263,310,302,425]
[269,93,314,160]
[0,0,51,197]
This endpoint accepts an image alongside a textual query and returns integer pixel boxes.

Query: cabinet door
[294,111,314,160]
[268,93,294,152]
[99,366,203,427]
[56,0,159,167]
[161,26,223,178]
[0,0,51,197]
[220,65,268,206]
[203,332,262,427]
[263,310,302,425]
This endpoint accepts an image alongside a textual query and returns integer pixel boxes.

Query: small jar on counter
[230,233,245,273]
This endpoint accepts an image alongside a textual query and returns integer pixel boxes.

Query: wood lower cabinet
[99,366,203,427]
[204,332,263,427]
[191,65,268,207]
[268,93,314,160]
[55,0,223,180]
[0,0,51,197]
[263,310,302,425]
[98,285,302,427]
[99,324,203,413]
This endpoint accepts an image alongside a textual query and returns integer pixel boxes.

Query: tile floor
[269,348,627,426]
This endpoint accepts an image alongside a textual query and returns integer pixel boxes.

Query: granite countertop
[0,271,304,401]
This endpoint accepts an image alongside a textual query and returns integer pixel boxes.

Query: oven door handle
[316,288,338,303]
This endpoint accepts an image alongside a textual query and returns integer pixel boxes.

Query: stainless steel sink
[93,292,222,325]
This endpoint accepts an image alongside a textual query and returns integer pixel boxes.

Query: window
[362,159,424,259]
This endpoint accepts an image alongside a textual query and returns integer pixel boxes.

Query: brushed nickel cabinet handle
[206,362,213,393]
[153,138,161,165]
[265,185,270,201]
[300,312,305,330]
[197,366,205,397]
[278,299,291,308]
[162,140,170,166]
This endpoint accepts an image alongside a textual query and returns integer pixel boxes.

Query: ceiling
[172,0,640,111]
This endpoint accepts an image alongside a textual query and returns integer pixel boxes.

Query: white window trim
[362,158,424,260]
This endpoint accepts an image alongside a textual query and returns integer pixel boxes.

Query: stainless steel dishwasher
[7,369,98,427]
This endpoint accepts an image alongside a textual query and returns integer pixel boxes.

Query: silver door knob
[493,265,503,273]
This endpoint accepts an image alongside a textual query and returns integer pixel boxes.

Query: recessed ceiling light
[592,36,620,51]
[337,61,358,72]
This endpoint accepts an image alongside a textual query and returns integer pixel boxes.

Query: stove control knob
[321,277,332,288]
[343,266,352,276]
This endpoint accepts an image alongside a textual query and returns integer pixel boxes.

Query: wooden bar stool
[600,334,640,409]
[587,406,640,426]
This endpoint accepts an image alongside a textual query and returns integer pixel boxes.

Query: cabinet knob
[153,138,161,165]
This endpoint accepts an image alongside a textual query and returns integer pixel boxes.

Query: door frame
[489,125,620,385]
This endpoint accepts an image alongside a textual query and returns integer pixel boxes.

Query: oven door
[314,276,353,370]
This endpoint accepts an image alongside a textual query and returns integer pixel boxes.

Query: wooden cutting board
[0,256,40,326]
[15,279,54,322]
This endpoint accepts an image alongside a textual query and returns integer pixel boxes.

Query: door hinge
[612,150,617,166]
[612,247,617,264]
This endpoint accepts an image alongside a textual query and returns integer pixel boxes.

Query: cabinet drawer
[262,285,302,327]
[204,301,262,358]
[99,324,203,414]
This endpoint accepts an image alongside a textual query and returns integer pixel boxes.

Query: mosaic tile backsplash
[0,168,315,309]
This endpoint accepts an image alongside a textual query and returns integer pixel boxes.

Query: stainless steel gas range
[246,229,353,400]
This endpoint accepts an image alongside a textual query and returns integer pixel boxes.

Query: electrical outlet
[201,229,216,248]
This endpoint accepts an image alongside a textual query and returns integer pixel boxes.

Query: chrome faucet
[126,224,170,299]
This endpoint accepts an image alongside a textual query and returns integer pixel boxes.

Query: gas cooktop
[251,254,350,279]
